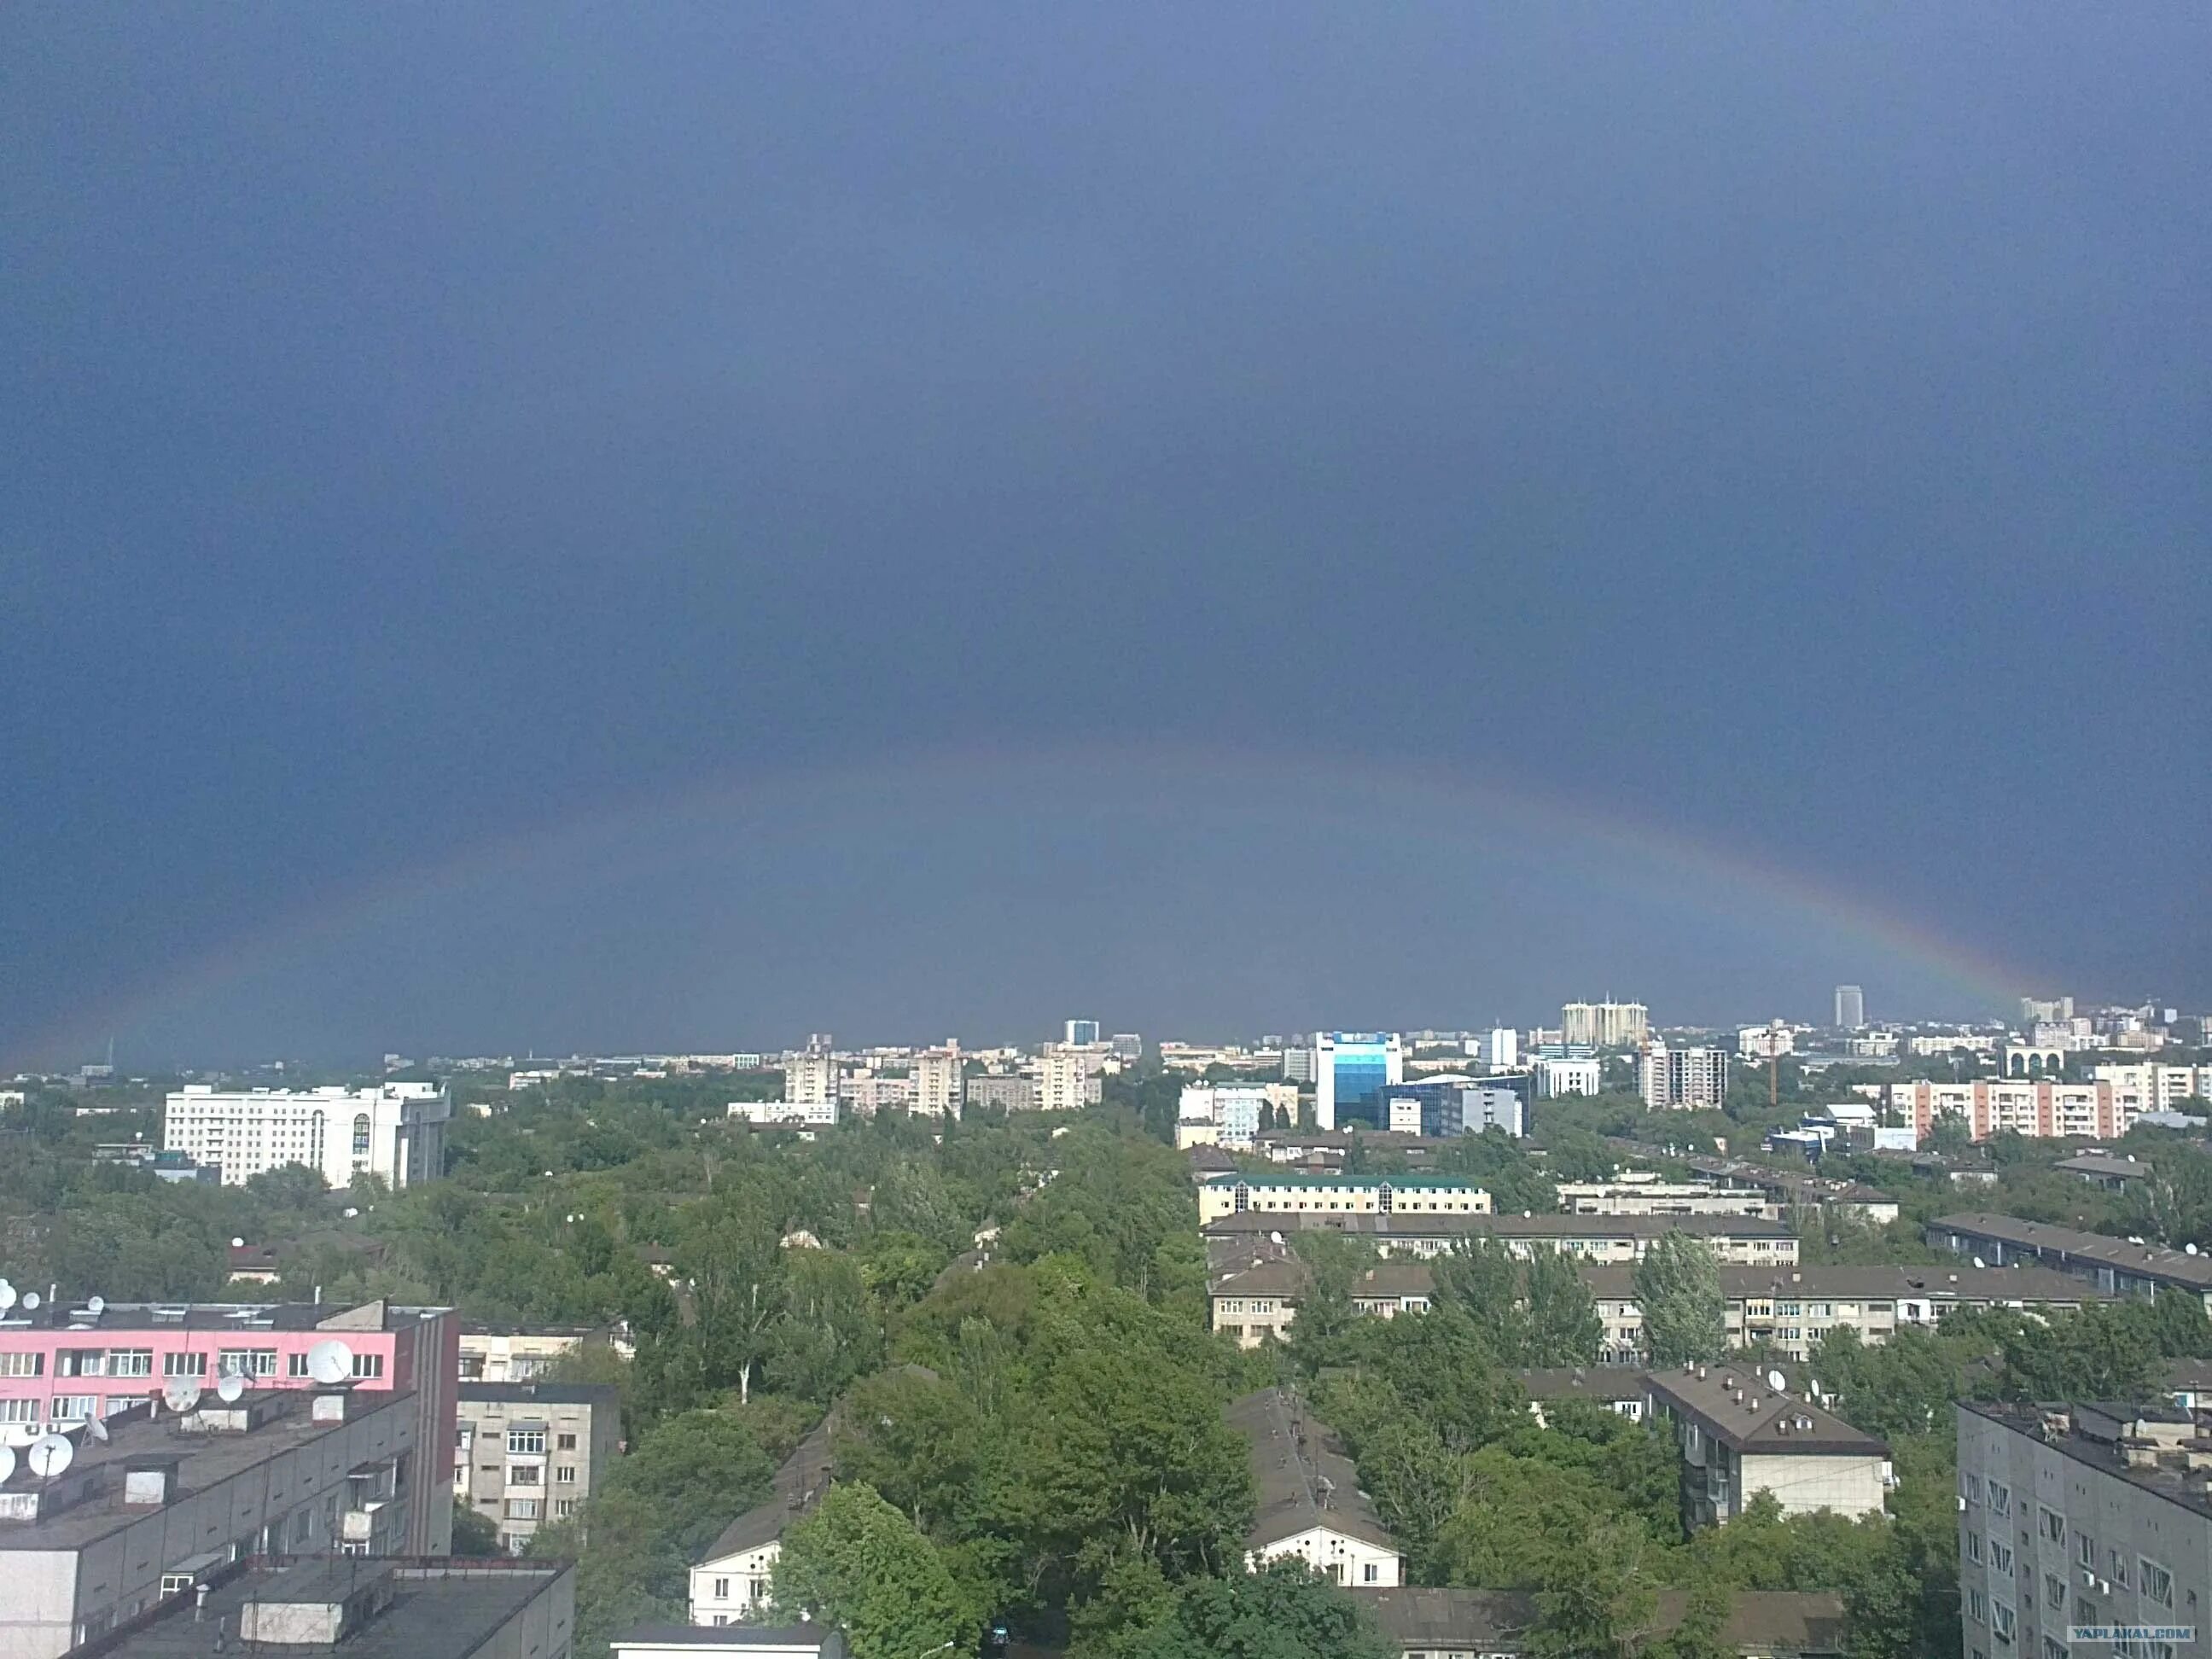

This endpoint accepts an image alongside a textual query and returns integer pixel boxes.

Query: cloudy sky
[3,6,2205,1064]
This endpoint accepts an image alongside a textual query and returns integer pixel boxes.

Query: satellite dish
[0,1446,14,1483]
[163,1377,204,1413]
[1971,1256,1986,1270]
[20,1292,38,1311]
[86,1412,109,1442]
[0,1281,15,1312]
[306,1339,352,1384]
[85,1295,105,1316]
[230,1237,246,1249]
[1767,1369,1788,1393]
[27,1435,73,1479]
[215,1373,246,1404]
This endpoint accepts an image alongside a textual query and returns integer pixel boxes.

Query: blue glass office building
[1315,1033,1402,1129]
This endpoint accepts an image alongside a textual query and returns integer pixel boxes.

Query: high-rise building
[164,1083,451,1189]
[1956,1400,2205,1659]
[1561,1002,1649,1048]
[1065,1019,1102,1047]
[1039,1045,1103,1112]
[2018,996,2075,1025]
[1834,986,1866,1030]
[912,1045,965,1118]
[1313,1033,1403,1130]
[1639,1043,1730,1109]
[782,1051,838,1109]
[1482,1027,1518,1069]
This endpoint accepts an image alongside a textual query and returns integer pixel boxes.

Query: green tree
[1522,1247,1604,1365]
[1121,1561,1393,1659]
[1633,1233,1726,1366]
[1529,1516,1662,1659]
[771,1481,975,1659]
[451,1498,501,1557]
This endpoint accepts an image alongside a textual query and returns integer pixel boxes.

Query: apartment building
[2095,1063,2212,1116]
[1641,1043,1731,1110]
[1195,1172,1493,1225]
[911,1046,965,1119]
[1563,1002,1650,1047]
[779,1053,838,1112]
[1178,1081,1294,1151]
[1582,1264,2110,1365]
[1037,1045,1105,1113]
[1229,1388,1402,1587]
[1885,1079,2133,1142]
[0,1386,439,1658]
[1956,1401,2209,1659]
[163,1082,451,1189]
[1203,1209,1799,1266]
[728,1097,838,1128]
[1208,1254,1307,1348]
[0,1297,457,1554]
[964,1074,1037,1113]
[1645,1366,1891,1527]
[1556,1178,1778,1220]
[90,1557,575,1659]
[457,1324,613,1383]
[1929,1213,2212,1313]
[455,1382,620,1553]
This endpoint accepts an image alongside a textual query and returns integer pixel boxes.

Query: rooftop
[1225,1387,1397,1552]
[1203,1211,1791,1240]
[1961,1400,2212,1522]
[1353,1588,1846,1656]
[0,1390,419,1552]
[1514,1367,1650,1402]
[2052,1153,2153,1180]
[614,1627,839,1653]
[458,1381,620,1408]
[0,1296,445,1335]
[1348,1263,1436,1300]
[70,1557,571,1659]
[1646,1366,1889,1458]
[1930,1213,2212,1289]
[1200,1171,1484,1190]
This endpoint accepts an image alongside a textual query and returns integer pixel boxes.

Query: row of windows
[0,1348,386,1382]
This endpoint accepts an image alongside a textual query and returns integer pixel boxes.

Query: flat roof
[1204,1211,1791,1239]
[1961,1400,2212,1522]
[1645,1368,1888,1458]
[0,1390,419,1552]
[1929,1214,2212,1289]
[1200,1171,1483,1190]
[81,1557,570,1659]
[2052,1154,2152,1179]
[1514,1367,1650,1401]
[615,1627,835,1651]
[1226,1388,1397,1552]
[458,1382,619,1407]
[0,1298,446,1335]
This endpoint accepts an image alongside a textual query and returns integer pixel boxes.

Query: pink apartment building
[0,1295,459,1552]
[1884,1079,2130,1142]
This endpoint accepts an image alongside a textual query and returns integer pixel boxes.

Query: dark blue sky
[3,7,2206,1065]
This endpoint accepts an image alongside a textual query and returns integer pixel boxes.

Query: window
[1966,1532,1983,1563]
[56,1349,105,1377]
[2043,1640,2068,1659]
[2044,1574,2065,1611]
[507,1428,546,1455]
[50,1394,97,1420]
[713,1578,731,1599]
[352,1353,384,1379]
[2110,1550,2130,1589]
[352,1113,372,1155]
[1964,1475,1983,1504]
[218,1348,277,1377]
[1987,1481,2011,1516]
[2039,1506,2065,1545]
[504,1498,540,1519]
[1363,1563,1379,1583]
[2078,1532,2096,1569]
[1992,1602,2015,1643]
[2140,1558,2173,1610]
[288,1353,313,1378]
[556,1465,577,1484]
[556,1431,578,1451]
[108,1349,153,1377]
[1991,1541,2014,1575]
[1968,1591,1988,1626]
[556,1499,577,1517]
[0,1353,43,1377]
[509,1463,543,1487]
[0,1399,38,1423]
[164,1349,206,1377]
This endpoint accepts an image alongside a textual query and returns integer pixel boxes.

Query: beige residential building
[457,1324,614,1383]
[1196,1173,1493,1225]
[1563,1002,1650,1047]
[455,1382,622,1553]
[911,1045,965,1118]
[781,1053,838,1110]
[1038,1045,1105,1112]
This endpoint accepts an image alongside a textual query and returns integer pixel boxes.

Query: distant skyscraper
[1561,1002,1650,1047]
[1835,986,1866,1030]
[1313,1033,1404,1130]
[1065,1019,1102,1047]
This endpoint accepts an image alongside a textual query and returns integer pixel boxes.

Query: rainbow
[15,739,2032,1065]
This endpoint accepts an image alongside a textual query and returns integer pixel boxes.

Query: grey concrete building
[1956,1401,2210,1659]
[454,1382,621,1554]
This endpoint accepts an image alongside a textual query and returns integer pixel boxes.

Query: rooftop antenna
[27,1434,74,1479]
[306,1339,353,1384]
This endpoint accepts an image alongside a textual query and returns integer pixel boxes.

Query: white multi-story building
[728,1097,839,1128]
[2095,1063,2212,1115]
[1176,1082,1289,1150]
[1481,1028,1518,1069]
[1038,1045,1103,1112]
[1562,1002,1649,1048]
[1640,1044,1729,1110]
[1738,1022,1795,1060]
[1834,986,1866,1030]
[781,1053,838,1110]
[911,1046,965,1118]
[164,1083,451,1190]
[1534,1056,1602,1098]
